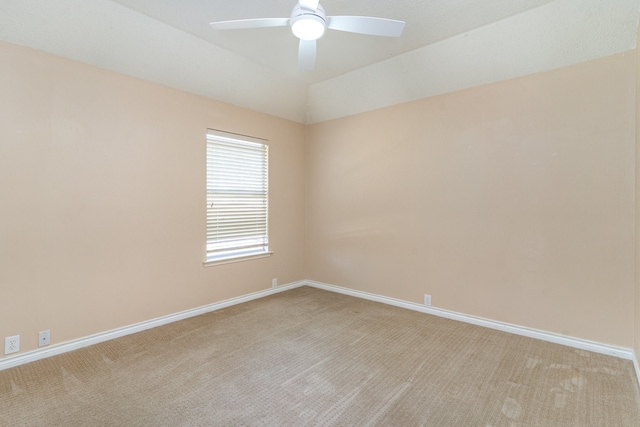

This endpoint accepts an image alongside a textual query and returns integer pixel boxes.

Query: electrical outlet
[39,330,51,347]
[4,335,20,355]
[272,278,278,288]
[424,294,432,306]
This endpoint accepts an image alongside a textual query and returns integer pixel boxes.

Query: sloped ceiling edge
[308,0,640,124]
[0,0,309,123]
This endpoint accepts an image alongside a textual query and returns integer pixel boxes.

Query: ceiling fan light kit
[291,5,326,41]
[210,0,405,71]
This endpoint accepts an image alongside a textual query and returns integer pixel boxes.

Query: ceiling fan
[210,0,405,72]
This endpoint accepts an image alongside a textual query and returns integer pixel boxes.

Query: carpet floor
[1,286,639,426]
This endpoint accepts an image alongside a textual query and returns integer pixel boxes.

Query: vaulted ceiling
[1,0,638,123]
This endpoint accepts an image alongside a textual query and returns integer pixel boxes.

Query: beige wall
[306,52,637,348]
[2,37,638,359]
[0,41,306,356]
[635,23,640,362]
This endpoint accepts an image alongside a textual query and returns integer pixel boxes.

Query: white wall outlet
[424,294,432,306]
[38,330,51,347]
[272,278,278,288]
[4,335,20,355]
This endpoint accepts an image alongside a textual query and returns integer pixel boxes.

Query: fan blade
[327,16,405,37]
[210,17,289,30]
[298,39,316,71]
[299,0,319,11]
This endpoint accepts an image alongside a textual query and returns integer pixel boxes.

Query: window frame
[203,129,272,267]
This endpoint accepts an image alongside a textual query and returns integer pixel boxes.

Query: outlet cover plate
[5,335,20,355]
[39,330,51,347]
[424,294,432,306]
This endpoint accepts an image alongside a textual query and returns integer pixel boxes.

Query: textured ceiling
[0,0,639,123]
[109,0,555,84]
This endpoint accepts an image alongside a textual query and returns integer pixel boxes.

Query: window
[205,129,270,265]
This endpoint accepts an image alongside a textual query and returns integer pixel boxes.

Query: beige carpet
[1,286,639,426]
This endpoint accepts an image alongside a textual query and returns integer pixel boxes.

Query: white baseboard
[1,278,636,375]
[0,280,306,371]
[304,280,635,361]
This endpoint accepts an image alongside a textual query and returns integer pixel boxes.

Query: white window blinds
[206,130,269,263]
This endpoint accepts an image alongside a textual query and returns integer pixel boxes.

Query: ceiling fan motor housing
[290,4,326,40]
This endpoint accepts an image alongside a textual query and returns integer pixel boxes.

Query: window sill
[203,251,273,267]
